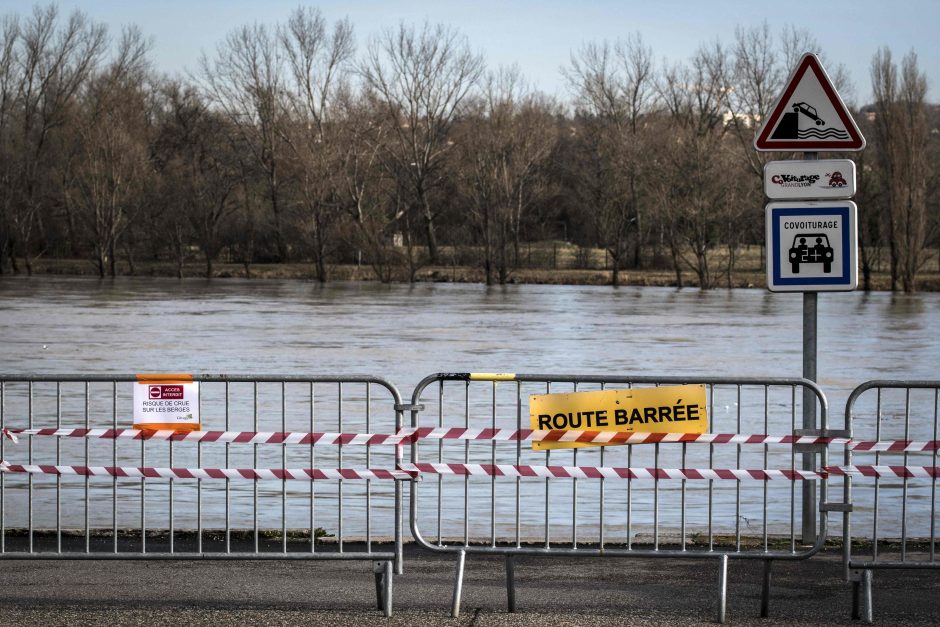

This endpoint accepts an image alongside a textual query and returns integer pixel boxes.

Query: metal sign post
[801,152,817,543]
[755,52,865,543]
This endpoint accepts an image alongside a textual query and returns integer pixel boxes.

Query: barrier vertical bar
[543,381,551,549]
[791,385,797,553]
[169,400,174,554]
[735,385,742,552]
[281,381,287,553]
[57,383,62,553]
[197,386,202,553]
[872,390,882,561]
[252,382,258,553]
[516,381,522,549]
[491,381,496,548]
[599,381,606,550]
[464,381,469,547]
[708,384,715,551]
[224,381,231,554]
[82,381,88,552]
[438,381,444,546]
[338,381,343,553]
[901,388,910,561]
[572,381,578,549]
[931,390,938,562]
[310,381,317,553]
[366,382,372,555]
[28,382,33,553]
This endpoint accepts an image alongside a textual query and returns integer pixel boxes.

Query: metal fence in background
[406,372,834,622]
[839,380,940,623]
[0,374,409,617]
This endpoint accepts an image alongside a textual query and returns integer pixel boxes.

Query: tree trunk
[424,209,438,265]
[108,241,116,277]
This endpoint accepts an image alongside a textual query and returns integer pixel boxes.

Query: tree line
[0,5,937,290]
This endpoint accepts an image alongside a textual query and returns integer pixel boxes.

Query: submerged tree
[360,21,484,266]
[871,48,930,292]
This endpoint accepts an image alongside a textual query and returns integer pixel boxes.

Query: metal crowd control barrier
[407,373,833,622]
[0,375,410,617]
[838,380,940,623]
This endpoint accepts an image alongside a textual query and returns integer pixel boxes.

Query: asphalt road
[1,546,938,626]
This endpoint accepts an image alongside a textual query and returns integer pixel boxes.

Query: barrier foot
[373,561,386,612]
[851,580,860,620]
[760,560,772,617]
[451,549,466,618]
[861,569,873,624]
[383,559,394,618]
[505,554,516,613]
[717,554,729,624]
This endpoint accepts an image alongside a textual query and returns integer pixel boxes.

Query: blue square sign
[765,201,857,292]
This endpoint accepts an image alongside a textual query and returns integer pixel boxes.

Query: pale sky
[5,0,939,104]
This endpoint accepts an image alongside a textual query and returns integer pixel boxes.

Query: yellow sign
[528,384,708,450]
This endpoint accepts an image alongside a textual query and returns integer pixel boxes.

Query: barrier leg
[717,554,729,624]
[505,554,516,613]
[395,481,404,575]
[451,550,466,618]
[760,560,772,617]
[851,580,860,620]
[383,559,394,618]
[861,569,873,624]
[373,561,385,611]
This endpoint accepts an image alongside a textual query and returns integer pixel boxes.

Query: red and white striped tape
[846,440,940,452]
[0,460,414,481]
[397,462,823,481]
[8,426,939,453]
[1,428,407,446]
[0,427,850,447]
[824,465,940,478]
[400,427,849,446]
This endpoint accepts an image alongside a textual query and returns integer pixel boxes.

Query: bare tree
[655,43,740,289]
[9,4,106,274]
[71,26,151,277]
[0,14,20,273]
[564,34,656,284]
[200,22,291,261]
[871,48,930,292]
[279,7,354,282]
[336,92,400,282]
[360,21,484,266]
[455,67,558,284]
[152,81,240,277]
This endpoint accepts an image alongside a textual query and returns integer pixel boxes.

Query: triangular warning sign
[754,53,865,151]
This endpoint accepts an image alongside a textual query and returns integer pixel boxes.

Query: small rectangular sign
[765,201,858,292]
[764,159,855,199]
[133,376,200,429]
[528,384,708,450]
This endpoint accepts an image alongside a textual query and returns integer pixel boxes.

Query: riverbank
[10,256,940,291]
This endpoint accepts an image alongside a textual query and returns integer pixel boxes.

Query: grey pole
[802,151,818,544]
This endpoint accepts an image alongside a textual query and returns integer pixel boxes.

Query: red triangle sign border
[754,53,866,151]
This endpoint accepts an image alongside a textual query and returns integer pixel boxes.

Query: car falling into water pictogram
[792,102,825,125]
[789,233,833,274]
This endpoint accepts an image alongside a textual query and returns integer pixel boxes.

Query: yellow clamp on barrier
[469,373,516,382]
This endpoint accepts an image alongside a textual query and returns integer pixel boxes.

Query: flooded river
[1,276,938,542]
